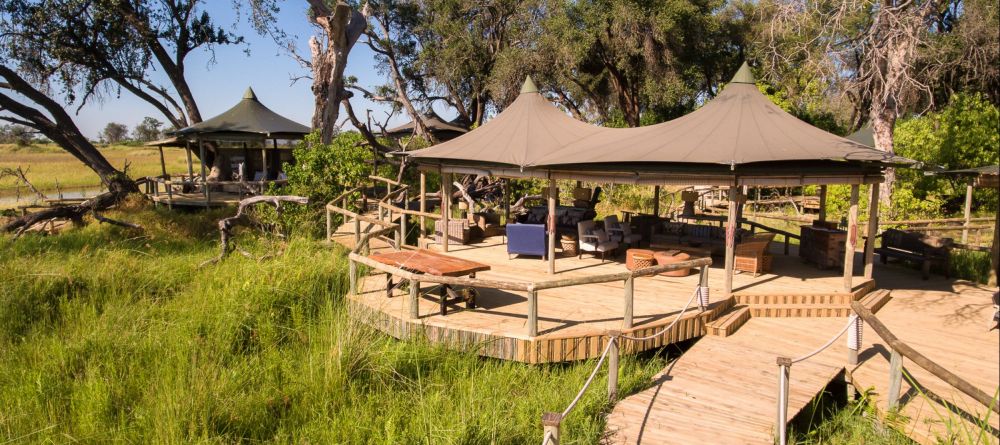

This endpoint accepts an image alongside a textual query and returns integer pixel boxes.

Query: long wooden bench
[875,229,952,280]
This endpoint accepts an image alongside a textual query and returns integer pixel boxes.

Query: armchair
[578,220,619,262]
[506,223,547,259]
[734,233,775,276]
[604,215,642,246]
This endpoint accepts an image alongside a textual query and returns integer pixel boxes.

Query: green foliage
[948,250,993,284]
[895,93,999,215]
[280,131,371,235]
[0,208,666,443]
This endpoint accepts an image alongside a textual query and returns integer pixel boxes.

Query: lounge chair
[734,233,775,276]
[604,215,641,246]
[578,220,618,262]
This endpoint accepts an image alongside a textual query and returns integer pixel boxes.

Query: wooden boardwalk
[848,270,999,445]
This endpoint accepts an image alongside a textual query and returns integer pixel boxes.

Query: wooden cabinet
[799,225,847,268]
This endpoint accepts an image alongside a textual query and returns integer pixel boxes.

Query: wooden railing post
[541,412,562,445]
[843,184,860,292]
[623,277,634,329]
[409,279,420,319]
[846,315,863,400]
[528,290,538,337]
[608,333,620,402]
[349,259,358,296]
[887,349,904,411]
[353,218,361,247]
[326,208,332,242]
[400,190,408,248]
[698,265,710,310]
[776,357,792,445]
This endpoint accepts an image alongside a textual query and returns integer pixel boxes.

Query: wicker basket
[560,238,579,255]
[631,253,654,270]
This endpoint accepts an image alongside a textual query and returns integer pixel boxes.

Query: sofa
[516,206,596,236]
[651,222,750,256]
[506,223,547,259]
[435,219,474,245]
[875,229,952,279]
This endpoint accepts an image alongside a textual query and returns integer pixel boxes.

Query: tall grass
[0,204,665,443]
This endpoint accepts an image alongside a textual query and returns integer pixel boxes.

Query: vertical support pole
[185,141,194,178]
[273,138,279,178]
[326,208,332,242]
[400,190,408,248]
[354,218,361,246]
[409,279,420,319]
[698,265,710,310]
[887,349,904,411]
[989,215,999,287]
[818,185,828,222]
[197,135,208,203]
[844,184,860,292]
[724,186,740,295]
[527,290,538,337]
[846,314,863,400]
[623,276,634,329]
[652,185,661,216]
[962,181,973,244]
[864,184,881,279]
[547,178,557,275]
[541,413,562,445]
[503,178,511,225]
[349,259,358,296]
[419,171,426,244]
[776,357,792,445]
[261,146,268,181]
[158,146,167,177]
[608,333,620,402]
[442,171,451,252]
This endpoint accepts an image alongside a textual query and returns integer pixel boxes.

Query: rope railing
[619,285,703,342]
[774,314,860,445]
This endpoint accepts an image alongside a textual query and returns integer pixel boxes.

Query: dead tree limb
[201,195,309,267]
[0,166,47,201]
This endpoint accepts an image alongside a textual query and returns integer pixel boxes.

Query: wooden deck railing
[773,301,999,445]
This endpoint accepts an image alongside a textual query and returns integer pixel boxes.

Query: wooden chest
[799,225,847,269]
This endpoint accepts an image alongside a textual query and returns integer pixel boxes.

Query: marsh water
[0,185,104,208]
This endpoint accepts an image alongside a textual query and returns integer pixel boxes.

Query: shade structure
[928,165,1000,188]
[383,111,469,141]
[845,122,874,147]
[533,63,911,168]
[407,76,606,169]
[173,87,310,138]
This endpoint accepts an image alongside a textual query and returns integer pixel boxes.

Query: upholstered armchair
[604,215,641,247]
[578,220,619,262]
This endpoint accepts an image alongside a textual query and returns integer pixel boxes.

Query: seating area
[653,222,752,256]
[875,228,953,279]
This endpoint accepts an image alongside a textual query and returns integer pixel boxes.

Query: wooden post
[503,178,511,226]
[990,215,998,287]
[261,145,268,181]
[400,190,408,248]
[349,260,358,295]
[419,172,426,244]
[197,135,208,203]
[185,141,194,178]
[608,333,620,402]
[354,218,361,247]
[541,412,562,445]
[652,185,661,216]
[864,184,881,279]
[847,315,863,400]
[843,184,860,292]
[272,138,279,178]
[776,357,792,445]
[442,172,451,252]
[623,276,634,329]
[158,146,167,177]
[409,279,420,319]
[698,265,710,309]
[527,290,538,337]
[326,208,332,242]
[962,181,973,244]
[818,185,828,221]
[887,349,904,411]
[547,178,557,275]
[724,186,739,295]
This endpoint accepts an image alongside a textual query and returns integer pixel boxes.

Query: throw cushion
[663,222,685,235]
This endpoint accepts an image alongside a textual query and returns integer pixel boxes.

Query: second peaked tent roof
[174,87,311,138]
[406,77,605,168]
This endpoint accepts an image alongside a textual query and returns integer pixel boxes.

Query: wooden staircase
[708,285,891,337]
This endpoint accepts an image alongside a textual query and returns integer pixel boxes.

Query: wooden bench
[875,229,952,280]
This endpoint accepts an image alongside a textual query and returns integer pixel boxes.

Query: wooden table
[648,241,712,258]
[367,249,491,315]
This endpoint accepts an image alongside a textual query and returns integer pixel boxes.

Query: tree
[100,122,129,144]
[305,1,367,144]
[0,124,34,146]
[132,116,164,142]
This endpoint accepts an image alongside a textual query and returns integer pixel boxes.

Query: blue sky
[70,1,424,139]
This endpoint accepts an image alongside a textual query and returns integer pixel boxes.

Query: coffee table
[648,242,712,258]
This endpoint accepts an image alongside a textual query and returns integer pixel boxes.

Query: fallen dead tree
[201,195,309,266]
[2,178,139,238]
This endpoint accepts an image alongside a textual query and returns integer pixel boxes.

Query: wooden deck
[848,272,999,444]
[344,234,874,363]
[149,191,244,207]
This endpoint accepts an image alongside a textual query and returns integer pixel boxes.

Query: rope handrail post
[527,290,539,337]
[541,412,562,445]
[400,189,409,248]
[354,218,361,246]
[697,265,710,310]
[326,208,332,242]
[623,277,634,329]
[607,332,620,402]
[408,278,420,319]
[887,349,904,411]
[846,314,864,400]
[776,356,792,445]
[349,258,358,296]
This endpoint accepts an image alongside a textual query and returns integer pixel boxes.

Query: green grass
[0,143,190,196]
[0,202,666,443]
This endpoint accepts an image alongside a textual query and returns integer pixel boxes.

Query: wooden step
[734,293,854,306]
[706,305,751,337]
[859,289,892,314]
[750,305,852,318]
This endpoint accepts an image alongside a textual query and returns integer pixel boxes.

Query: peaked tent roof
[406,76,605,168]
[845,122,874,147]
[533,62,912,168]
[174,87,311,138]
[383,111,469,137]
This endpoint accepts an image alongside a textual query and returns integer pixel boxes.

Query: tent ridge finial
[730,62,755,84]
[243,87,258,101]
[520,76,539,94]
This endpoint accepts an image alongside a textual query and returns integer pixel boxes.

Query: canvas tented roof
[406,77,606,168]
[383,111,469,138]
[173,87,310,138]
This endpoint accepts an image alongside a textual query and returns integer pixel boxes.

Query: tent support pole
[724,186,739,295]
[962,181,973,244]
[503,179,511,226]
[441,169,450,253]
[548,178,557,275]
[158,146,167,177]
[864,184,880,279]
[197,135,208,205]
[843,184,860,292]
[185,141,194,179]
[419,172,426,246]
[653,185,660,216]
[818,185,828,221]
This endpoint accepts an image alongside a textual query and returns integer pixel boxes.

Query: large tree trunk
[308,1,366,144]
[871,110,896,208]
